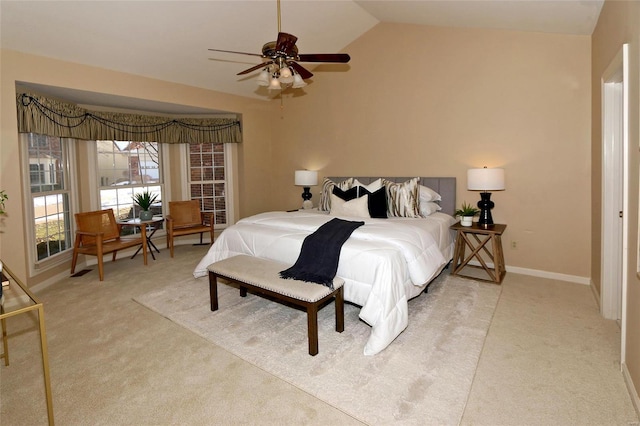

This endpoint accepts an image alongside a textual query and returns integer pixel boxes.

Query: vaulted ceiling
[1,0,604,108]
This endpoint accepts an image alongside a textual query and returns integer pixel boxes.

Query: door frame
[600,44,629,363]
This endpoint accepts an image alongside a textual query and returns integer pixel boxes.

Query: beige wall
[0,25,593,284]
[592,0,640,406]
[271,23,592,279]
[1,8,636,410]
[0,49,275,286]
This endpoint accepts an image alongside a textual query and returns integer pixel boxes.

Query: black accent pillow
[361,187,388,218]
[332,186,359,201]
[333,185,387,218]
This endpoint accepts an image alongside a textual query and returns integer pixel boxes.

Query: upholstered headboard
[327,177,457,217]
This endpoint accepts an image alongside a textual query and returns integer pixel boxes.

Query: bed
[193,177,457,355]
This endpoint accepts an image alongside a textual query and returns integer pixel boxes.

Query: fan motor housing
[262,41,298,59]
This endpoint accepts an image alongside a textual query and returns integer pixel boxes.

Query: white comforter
[193,210,456,355]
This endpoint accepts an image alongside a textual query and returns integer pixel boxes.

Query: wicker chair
[166,200,215,257]
[71,209,144,281]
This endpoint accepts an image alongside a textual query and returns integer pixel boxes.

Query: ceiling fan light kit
[292,73,307,89]
[263,64,304,91]
[208,0,349,93]
[268,76,282,91]
[279,65,292,80]
[257,70,270,87]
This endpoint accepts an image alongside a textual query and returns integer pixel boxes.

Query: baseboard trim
[4,268,72,308]
[466,260,590,285]
[504,265,590,285]
[622,363,640,419]
[22,237,211,297]
[2,267,68,309]
[22,248,589,299]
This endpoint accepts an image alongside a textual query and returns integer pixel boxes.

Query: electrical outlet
[511,241,517,249]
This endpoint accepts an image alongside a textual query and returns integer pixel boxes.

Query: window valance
[16,93,242,144]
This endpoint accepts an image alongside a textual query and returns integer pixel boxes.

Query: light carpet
[135,271,501,425]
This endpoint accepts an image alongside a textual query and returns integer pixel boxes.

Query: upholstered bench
[207,255,345,356]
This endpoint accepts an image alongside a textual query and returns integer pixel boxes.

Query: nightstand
[450,222,507,284]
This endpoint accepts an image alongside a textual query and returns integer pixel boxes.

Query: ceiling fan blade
[237,61,273,76]
[275,32,298,55]
[208,48,263,58]
[289,61,313,79]
[298,53,351,63]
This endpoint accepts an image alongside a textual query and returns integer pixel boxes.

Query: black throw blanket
[280,218,365,288]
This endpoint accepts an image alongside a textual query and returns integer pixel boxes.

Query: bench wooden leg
[307,305,319,356]
[335,287,344,333]
[240,286,247,297]
[209,272,219,311]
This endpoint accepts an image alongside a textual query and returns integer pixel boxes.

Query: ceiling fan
[208,0,350,90]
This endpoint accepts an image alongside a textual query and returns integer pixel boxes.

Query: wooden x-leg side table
[450,222,507,284]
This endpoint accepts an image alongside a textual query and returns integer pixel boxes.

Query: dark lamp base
[301,187,312,201]
[477,192,495,226]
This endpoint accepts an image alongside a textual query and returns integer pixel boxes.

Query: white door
[600,44,629,364]
[601,77,624,321]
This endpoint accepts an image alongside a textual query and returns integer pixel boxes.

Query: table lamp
[467,167,505,227]
[295,170,318,209]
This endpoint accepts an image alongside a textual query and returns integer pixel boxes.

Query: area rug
[135,272,501,425]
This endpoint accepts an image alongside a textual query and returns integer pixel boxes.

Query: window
[97,141,163,221]
[24,133,73,262]
[29,164,46,185]
[188,143,228,226]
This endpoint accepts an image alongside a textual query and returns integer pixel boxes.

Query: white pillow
[330,193,371,218]
[420,201,442,217]
[353,178,383,193]
[419,185,442,202]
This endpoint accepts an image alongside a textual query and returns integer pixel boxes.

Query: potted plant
[455,201,479,226]
[0,190,7,215]
[133,190,158,221]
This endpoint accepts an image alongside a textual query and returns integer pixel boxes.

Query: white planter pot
[139,210,153,221]
[460,216,473,226]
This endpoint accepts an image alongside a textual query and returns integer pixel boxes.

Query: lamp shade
[467,168,505,191]
[280,67,292,78]
[279,67,294,84]
[268,76,281,90]
[295,170,318,186]
[292,73,308,88]
[257,70,270,86]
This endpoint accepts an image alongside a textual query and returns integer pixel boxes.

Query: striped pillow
[383,177,421,218]
[319,178,354,211]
